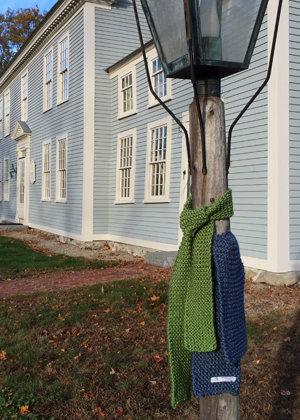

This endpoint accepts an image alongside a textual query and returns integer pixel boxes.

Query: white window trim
[41,139,51,202]
[143,116,172,204]
[55,134,68,203]
[4,88,10,137]
[147,51,172,108]
[118,66,137,119]
[0,160,2,201]
[0,96,3,140]
[3,157,9,201]
[57,31,70,106]
[21,69,28,121]
[43,46,53,113]
[114,128,137,205]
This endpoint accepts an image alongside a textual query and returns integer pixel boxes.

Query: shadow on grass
[271,310,300,420]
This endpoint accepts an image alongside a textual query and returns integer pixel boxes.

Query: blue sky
[0,0,57,14]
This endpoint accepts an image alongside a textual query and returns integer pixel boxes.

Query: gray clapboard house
[0,0,299,281]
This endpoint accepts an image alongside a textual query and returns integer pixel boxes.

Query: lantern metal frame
[9,164,17,179]
[140,0,270,80]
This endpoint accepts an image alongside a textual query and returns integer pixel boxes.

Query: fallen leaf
[284,337,291,342]
[125,328,132,333]
[95,407,105,417]
[160,338,166,343]
[110,368,116,375]
[118,408,126,415]
[150,295,159,302]
[0,351,7,360]
[150,380,157,385]
[83,393,95,399]
[20,405,29,415]
[140,322,145,326]
[104,309,110,313]
[273,327,278,331]
[58,314,65,321]
[155,355,163,362]
[165,351,169,356]
[281,390,291,396]
[7,278,11,281]
[259,380,265,384]
[101,286,104,293]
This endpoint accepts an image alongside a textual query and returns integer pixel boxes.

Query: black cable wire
[132,0,192,176]
[226,0,283,174]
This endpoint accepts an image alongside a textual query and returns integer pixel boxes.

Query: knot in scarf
[167,189,233,409]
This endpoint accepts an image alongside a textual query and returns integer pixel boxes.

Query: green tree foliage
[0,5,47,73]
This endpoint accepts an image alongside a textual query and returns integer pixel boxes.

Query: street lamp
[10,164,17,179]
[141,0,269,94]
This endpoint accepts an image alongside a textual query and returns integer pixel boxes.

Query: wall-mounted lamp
[10,164,17,179]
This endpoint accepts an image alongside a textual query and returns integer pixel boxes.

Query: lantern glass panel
[199,0,264,64]
[145,0,188,64]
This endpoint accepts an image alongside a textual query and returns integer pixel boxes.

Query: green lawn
[0,277,299,419]
[0,235,117,281]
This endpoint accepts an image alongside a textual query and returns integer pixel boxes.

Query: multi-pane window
[152,58,167,98]
[4,159,9,200]
[21,73,28,121]
[0,98,3,138]
[57,138,67,200]
[119,136,133,199]
[149,125,167,197]
[5,92,10,136]
[42,143,51,200]
[121,73,133,113]
[59,38,68,102]
[45,51,52,110]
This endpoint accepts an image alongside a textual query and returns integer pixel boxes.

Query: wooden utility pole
[190,95,240,420]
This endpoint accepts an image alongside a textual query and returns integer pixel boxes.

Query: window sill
[117,110,137,120]
[41,198,51,202]
[55,198,67,203]
[143,198,170,204]
[148,96,172,109]
[114,200,135,205]
[3,199,10,202]
[5,133,10,138]
[57,98,69,106]
[43,107,53,114]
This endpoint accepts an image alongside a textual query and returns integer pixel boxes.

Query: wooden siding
[94,0,151,234]
[222,18,268,259]
[289,1,300,260]
[0,11,84,234]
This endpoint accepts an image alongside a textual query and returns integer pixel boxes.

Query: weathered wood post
[190,86,240,420]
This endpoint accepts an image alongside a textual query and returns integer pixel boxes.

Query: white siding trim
[4,88,10,137]
[178,111,189,244]
[93,234,179,252]
[29,222,84,241]
[0,96,3,139]
[0,160,2,201]
[144,116,172,203]
[3,157,9,201]
[115,127,137,204]
[267,0,290,273]
[82,3,95,241]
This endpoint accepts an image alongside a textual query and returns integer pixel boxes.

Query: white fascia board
[267,0,290,273]
[82,2,95,241]
[29,222,84,241]
[109,46,157,80]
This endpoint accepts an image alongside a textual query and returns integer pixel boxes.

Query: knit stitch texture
[167,189,233,409]
[212,231,247,365]
[192,231,246,397]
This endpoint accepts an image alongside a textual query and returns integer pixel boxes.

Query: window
[42,142,51,200]
[115,128,136,204]
[0,98,3,138]
[4,158,9,201]
[144,117,172,203]
[0,161,2,201]
[148,53,172,107]
[44,50,53,111]
[4,90,10,136]
[58,37,69,103]
[56,135,67,202]
[21,72,28,121]
[118,66,137,118]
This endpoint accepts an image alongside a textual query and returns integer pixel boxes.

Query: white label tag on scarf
[211,377,237,383]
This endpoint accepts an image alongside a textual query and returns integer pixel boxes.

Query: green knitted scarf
[167,189,233,409]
